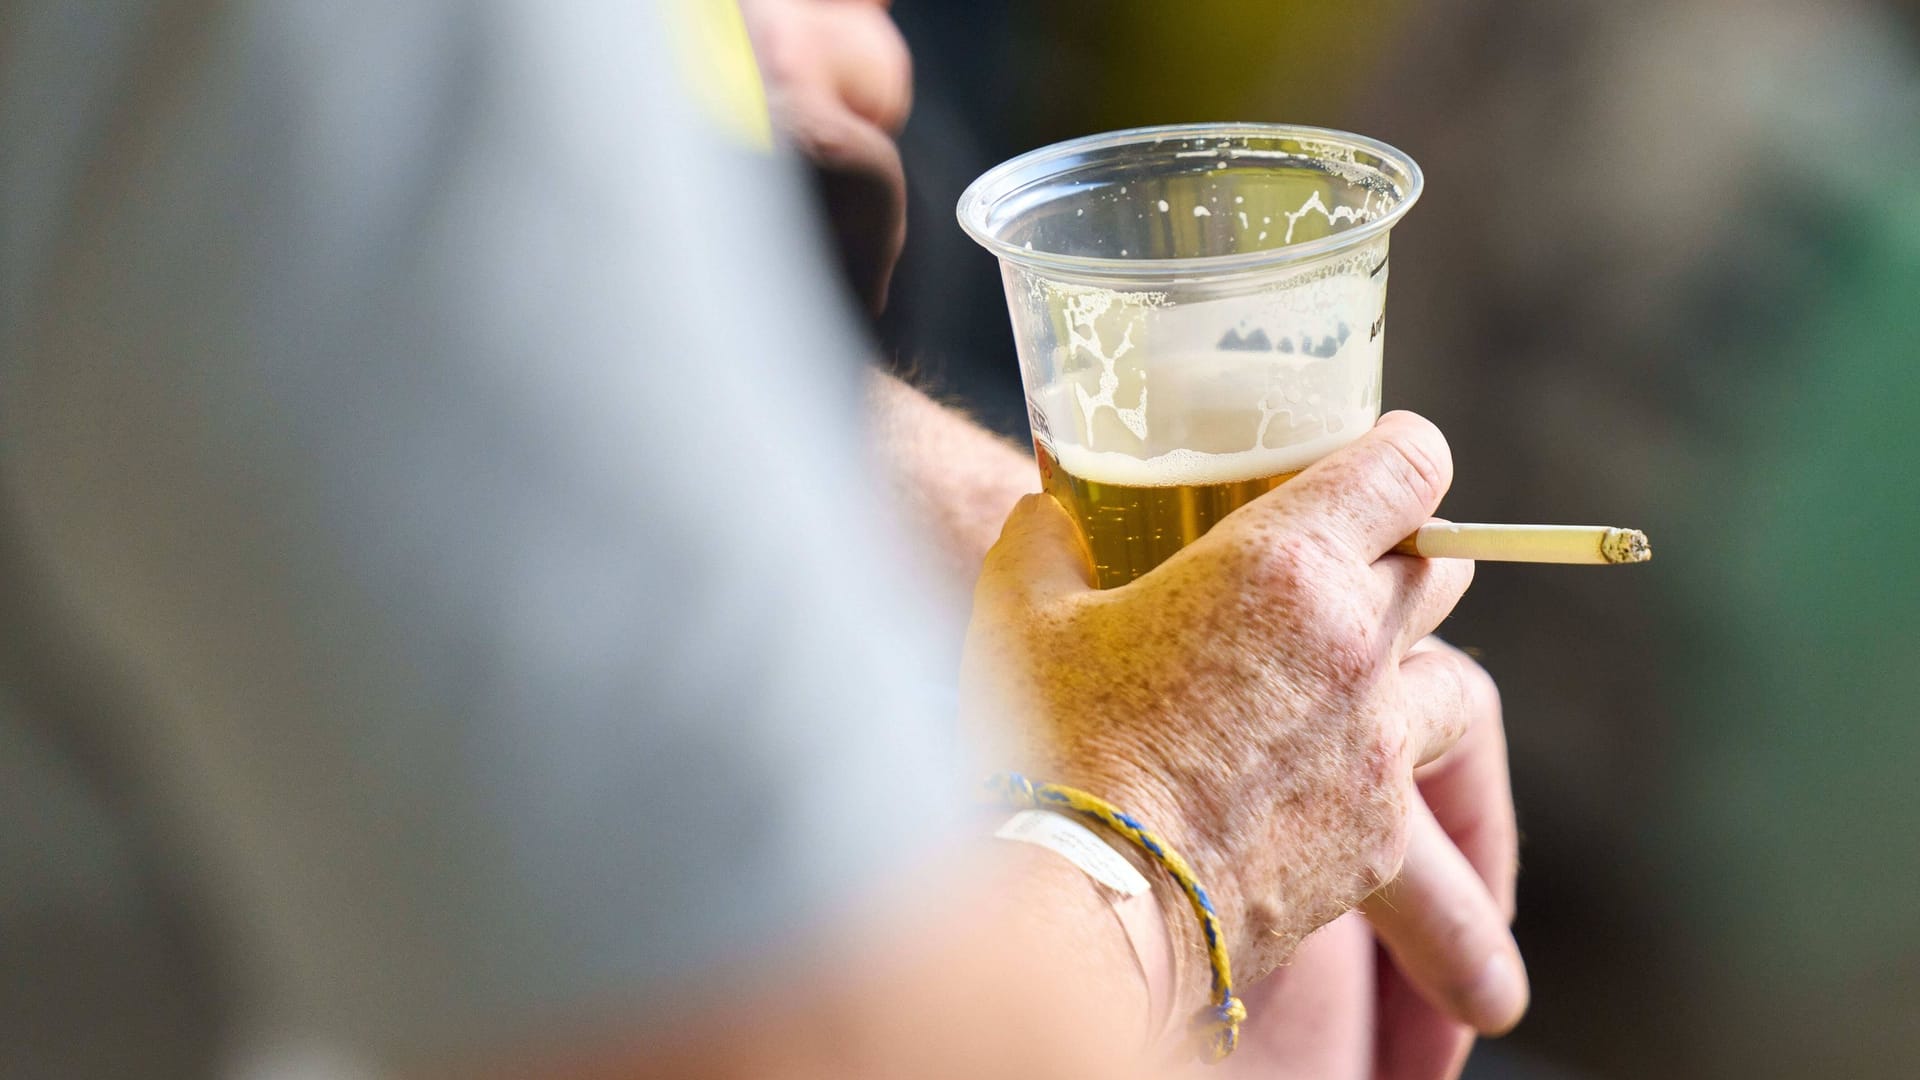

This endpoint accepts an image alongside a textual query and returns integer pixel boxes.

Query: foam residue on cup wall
[959,126,1420,274]
[1090,173,1380,259]
[1039,286,1167,444]
[1283,190,1374,243]
[1015,135,1398,262]
[1013,238,1389,491]
[988,148,1399,264]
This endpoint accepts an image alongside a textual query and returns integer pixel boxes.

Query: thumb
[974,494,1095,611]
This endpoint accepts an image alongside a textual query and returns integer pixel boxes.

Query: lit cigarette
[1391,524,1652,565]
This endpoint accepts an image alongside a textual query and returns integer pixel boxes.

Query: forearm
[526,843,1167,1080]
[868,372,1037,586]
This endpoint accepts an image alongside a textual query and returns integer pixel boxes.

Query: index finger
[1247,411,1455,562]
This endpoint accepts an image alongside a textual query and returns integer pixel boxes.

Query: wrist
[1092,817,1213,1036]
[988,802,1198,1057]
[1061,755,1246,991]
[979,832,1157,1047]
[988,770,1250,1059]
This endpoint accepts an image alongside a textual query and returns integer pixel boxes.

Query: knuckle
[1452,552,1478,593]
[1458,656,1503,726]
[1316,618,1382,694]
[1365,722,1411,785]
[1361,821,1412,894]
[1230,530,1388,688]
[1373,421,1452,510]
[1429,553,1476,609]
[1411,647,1497,738]
[1351,726,1410,807]
[1429,657,1476,745]
[1439,707,1472,754]
[1238,527,1323,597]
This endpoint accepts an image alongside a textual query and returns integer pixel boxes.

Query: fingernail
[1465,951,1530,1035]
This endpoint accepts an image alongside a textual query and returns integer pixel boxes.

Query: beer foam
[1048,426,1359,488]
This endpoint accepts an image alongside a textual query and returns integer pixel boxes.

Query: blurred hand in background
[742,0,912,311]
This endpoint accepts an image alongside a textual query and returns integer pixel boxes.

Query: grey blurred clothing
[1,1,949,1073]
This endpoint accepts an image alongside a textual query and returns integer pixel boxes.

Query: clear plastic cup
[958,123,1423,588]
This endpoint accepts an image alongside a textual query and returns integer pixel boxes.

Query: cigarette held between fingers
[1391,524,1652,565]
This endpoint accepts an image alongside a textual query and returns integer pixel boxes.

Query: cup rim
[956,122,1423,280]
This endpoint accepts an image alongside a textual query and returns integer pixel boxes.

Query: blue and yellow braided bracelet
[988,773,1246,1062]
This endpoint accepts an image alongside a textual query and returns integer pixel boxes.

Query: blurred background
[879,1,1920,1077]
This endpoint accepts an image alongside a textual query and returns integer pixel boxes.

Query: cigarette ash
[1601,528,1653,564]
